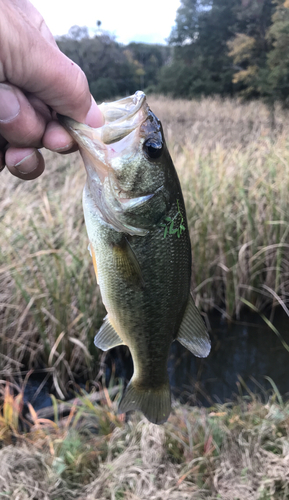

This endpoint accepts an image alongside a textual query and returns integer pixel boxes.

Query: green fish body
[58,92,210,424]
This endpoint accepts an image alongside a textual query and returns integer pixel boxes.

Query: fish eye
[143,139,163,159]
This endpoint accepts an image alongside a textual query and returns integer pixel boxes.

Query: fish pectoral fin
[176,294,211,358]
[94,316,124,351]
[118,380,171,425]
[112,237,145,287]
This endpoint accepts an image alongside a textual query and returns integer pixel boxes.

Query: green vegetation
[161,0,289,110]
[159,0,239,98]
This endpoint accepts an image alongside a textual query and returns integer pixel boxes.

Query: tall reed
[1,96,289,381]
[150,96,289,317]
[0,153,105,394]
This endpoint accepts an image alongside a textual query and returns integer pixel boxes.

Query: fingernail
[0,84,20,122]
[14,152,39,174]
[54,142,74,152]
[84,98,104,128]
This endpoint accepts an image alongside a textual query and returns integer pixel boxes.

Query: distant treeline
[57,28,170,101]
[57,0,289,107]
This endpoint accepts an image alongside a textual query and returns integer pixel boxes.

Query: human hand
[0,0,104,180]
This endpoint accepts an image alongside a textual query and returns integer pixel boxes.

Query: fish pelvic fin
[176,293,211,358]
[94,316,124,351]
[118,380,171,425]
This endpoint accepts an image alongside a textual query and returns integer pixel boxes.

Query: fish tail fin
[118,380,171,425]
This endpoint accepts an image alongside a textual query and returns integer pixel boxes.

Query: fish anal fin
[177,294,211,358]
[112,237,145,287]
[118,380,171,425]
[94,316,124,351]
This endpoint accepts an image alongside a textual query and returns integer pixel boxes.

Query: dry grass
[0,152,105,393]
[0,386,289,499]
[1,91,289,497]
[149,95,287,149]
[1,95,289,385]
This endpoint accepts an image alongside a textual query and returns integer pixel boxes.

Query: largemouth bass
[58,91,210,424]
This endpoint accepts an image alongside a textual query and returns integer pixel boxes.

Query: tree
[57,30,137,100]
[66,25,89,41]
[169,0,202,46]
[266,0,289,107]
[57,28,171,101]
[124,43,171,92]
[227,0,275,98]
[158,0,240,98]
[227,33,260,97]
[227,0,289,125]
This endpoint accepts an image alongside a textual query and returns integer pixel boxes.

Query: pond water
[169,308,289,406]
[24,308,289,412]
[105,307,289,406]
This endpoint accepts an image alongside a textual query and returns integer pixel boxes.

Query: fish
[58,91,210,424]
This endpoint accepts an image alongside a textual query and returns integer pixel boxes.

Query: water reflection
[169,309,289,406]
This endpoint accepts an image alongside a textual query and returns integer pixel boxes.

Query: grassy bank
[0,385,289,499]
[1,95,289,383]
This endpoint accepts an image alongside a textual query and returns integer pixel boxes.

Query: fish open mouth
[97,91,148,144]
[58,91,148,152]
[57,91,153,184]
[58,92,163,236]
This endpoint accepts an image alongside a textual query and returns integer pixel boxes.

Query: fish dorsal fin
[177,294,211,358]
[112,237,145,287]
[94,316,124,351]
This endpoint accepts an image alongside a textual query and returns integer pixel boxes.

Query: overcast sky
[31,0,181,45]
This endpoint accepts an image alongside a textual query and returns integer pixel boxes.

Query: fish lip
[57,91,148,147]
[98,90,146,129]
